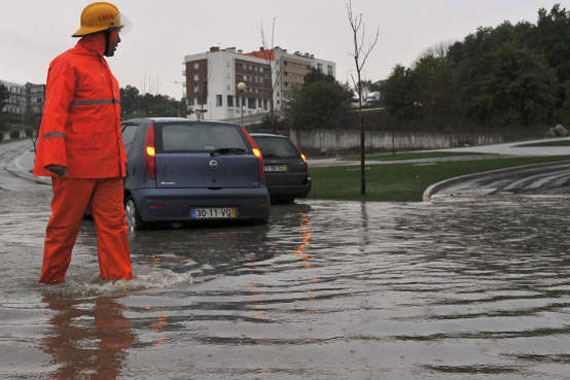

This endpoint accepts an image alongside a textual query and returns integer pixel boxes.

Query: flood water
[0,186,569,379]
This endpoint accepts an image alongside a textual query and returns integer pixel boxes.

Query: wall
[289,129,504,154]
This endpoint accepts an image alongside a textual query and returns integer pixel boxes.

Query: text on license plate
[264,164,288,172]
[191,207,237,219]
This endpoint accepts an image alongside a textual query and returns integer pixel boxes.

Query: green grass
[515,140,570,147]
[309,155,570,202]
[345,151,488,161]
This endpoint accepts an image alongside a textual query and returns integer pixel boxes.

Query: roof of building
[246,49,275,61]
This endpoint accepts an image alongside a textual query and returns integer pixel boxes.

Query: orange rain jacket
[34,33,127,178]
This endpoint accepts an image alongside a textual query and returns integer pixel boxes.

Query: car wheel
[125,196,146,231]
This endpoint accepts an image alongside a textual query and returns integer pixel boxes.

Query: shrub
[10,130,20,139]
[24,128,33,137]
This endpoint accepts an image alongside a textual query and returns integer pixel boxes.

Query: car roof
[123,117,239,126]
[250,133,289,138]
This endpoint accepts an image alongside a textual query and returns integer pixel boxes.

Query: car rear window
[121,125,138,148]
[254,136,299,158]
[157,123,248,153]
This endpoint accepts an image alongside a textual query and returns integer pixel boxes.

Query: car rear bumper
[130,187,270,222]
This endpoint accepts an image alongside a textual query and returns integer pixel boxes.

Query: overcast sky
[0,0,564,98]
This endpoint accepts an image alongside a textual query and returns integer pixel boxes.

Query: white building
[184,47,272,121]
[184,46,336,121]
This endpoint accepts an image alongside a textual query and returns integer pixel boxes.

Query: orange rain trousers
[39,177,132,284]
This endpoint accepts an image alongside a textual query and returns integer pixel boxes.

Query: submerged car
[121,118,270,230]
[250,133,311,204]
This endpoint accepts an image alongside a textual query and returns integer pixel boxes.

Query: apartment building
[26,83,46,114]
[1,81,26,122]
[0,80,45,124]
[184,46,336,121]
[248,47,336,112]
[184,47,272,121]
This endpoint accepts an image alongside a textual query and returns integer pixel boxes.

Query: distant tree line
[381,4,569,128]
[120,85,183,119]
[285,68,354,130]
[276,4,569,133]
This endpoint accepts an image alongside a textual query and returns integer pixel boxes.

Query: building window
[194,85,199,93]
[227,95,234,107]
[327,65,334,76]
[193,74,199,81]
[263,99,268,110]
[216,95,223,107]
[258,99,262,108]
[193,62,200,70]
[248,98,256,109]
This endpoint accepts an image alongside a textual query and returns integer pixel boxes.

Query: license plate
[264,164,288,172]
[191,207,237,219]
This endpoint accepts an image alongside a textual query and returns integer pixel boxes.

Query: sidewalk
[435,137,570,156]
[15,141,50,185]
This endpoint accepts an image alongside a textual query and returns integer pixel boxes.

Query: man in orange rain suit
[34,2,132,284]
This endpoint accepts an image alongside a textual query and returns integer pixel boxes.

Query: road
[0,139,48,192]
[423,160,570,200]
[1,138,569,379]
[423,138,570,199]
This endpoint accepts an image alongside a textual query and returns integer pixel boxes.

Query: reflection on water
[0,197,569,379]
[40,295,134,380]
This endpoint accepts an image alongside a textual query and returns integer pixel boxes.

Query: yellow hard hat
[72,2,123,37]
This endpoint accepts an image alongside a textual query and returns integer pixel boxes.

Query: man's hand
[45,165,67,177]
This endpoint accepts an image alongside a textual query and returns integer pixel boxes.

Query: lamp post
[237,82,246,126]
[173,80,187,117]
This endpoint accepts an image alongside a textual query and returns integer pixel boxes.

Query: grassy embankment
[309,155,570,202]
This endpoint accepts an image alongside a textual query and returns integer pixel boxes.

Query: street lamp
[237,82,246,126]
[174,80,187,118]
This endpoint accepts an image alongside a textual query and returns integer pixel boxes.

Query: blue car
[121,118,270,230]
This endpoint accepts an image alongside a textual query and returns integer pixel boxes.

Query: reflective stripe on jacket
[33,33,127,178]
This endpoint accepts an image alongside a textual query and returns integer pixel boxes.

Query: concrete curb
[422,160,570,201]
[14,150,51,185]
[6,140,51,186]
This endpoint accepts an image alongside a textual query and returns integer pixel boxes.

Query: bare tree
[260,18,285,131]
[415,40,455,64]
[347,0,379,196]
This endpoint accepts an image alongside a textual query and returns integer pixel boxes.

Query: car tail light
[241,126,264,181]
[144,124,156,179]
[291,140,308,171]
